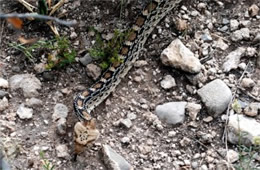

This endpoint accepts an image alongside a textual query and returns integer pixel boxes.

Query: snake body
[74,0,182,121]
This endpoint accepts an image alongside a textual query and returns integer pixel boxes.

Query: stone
[248,4,259,17]
[79,53,93,66]
[228,114,260,146]
[213,38,229,51]
[230,19,239,31]
[52,103,68,121]
[86,63,102,81]
[186,103,201,121]
[0,90,8,98]
[70,32,77,39]
[197,79,232,116]
[16,104,33,119]
[226,150,239,163]
[241,78,255,88]
[56,144,70,159]
[244,102,260,117]
[160,75,176,90]
[56,118,67,135]
[9,74,41,97]
[134,60,148,67]
[102,145,133,170]
[246,47,256,57]
[222,47,246,72]
[25,98,43,108]
[155,102,187,125]
[160,39,202,74]
[0,78,9,88]
[176,19,188,31]
[120,119,132,129]
[121,137,130,144]
[231,28,250,42]
[0,97,9,111]
[34,63,46,73]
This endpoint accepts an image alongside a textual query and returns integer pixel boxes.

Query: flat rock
[25,98,43,108]
[197,79,232,116]
[241,78,255,88]
[9,74,41,97]
[56,144,70,159]
[186,103,202,121]
[102,145,133,170]
[16,104,33,119]
[155,102,187,125]
[160,39,202,73]
[228,114,260,146]
[86,63,102,81]
[231,28,250,42]
[79,53,93,66]
[222,47,246,72]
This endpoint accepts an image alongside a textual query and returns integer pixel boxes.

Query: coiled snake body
[73,0,182,157]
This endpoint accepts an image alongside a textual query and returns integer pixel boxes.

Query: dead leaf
[7,17,23,29]
[18,36,38,44]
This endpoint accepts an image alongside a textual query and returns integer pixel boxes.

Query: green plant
[232,99,242,114]
[89,28,130,70]
[39,151,55,170]
[10,36,76,69]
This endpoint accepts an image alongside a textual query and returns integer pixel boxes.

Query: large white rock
[0,78,9,88]
[160,39,202,73]
[228,114,260,146]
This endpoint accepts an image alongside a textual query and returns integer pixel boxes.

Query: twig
[0,13,77,26]
[17,0,36,12]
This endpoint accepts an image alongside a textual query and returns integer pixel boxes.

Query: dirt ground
[0,0,260,170]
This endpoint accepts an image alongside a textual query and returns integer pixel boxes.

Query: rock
[197,79,232,116]
[56,144,70,159]
[244,102,260,117]
[226,150,239,163]
[56,118,67,135]
[246,47,256,57]
[79,53,93,66]
[186,103,202,121]
[86,63,102,81]
[241,78,255,88]
[160,39,202,74]
[253,33,260,43]
[213,38,229,51]
[16,104,33,119]
[25,98,43,108]
[102,145,133,170]
[160,75,176,90]
[155,102,187,125]
[230,19,239,31]
[176,19,188,31]
[201,33,212,42]
[120,118,132,129]
[70,32,77,39]
[228,114,260,146]
[0,151,11,170]
[0,78,9,88]
[134,60,148,67]
[231,28,250,41]
[121,137,130,144]
[52,103,68,121]
[222,47,246,72]
[34,63,46,73]
[0,90,8,98]
[9,74,41,97]
[248,4,259,17]
[127,113,137,120]
[0,97,9,111]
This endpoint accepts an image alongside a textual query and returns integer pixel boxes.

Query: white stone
[222,47,246,72]
[160,39,202,73]
[230,19,239,31]
[226,150,239,163]
[228,114,260,146]
[160,75,176,90]
[0,97,9,111]
[17,104,33,119]
[186,103,202,121]
[0,78,9,88]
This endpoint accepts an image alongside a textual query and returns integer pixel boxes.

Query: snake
[73,0,183,157]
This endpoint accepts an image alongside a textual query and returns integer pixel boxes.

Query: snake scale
[73,0,182,156]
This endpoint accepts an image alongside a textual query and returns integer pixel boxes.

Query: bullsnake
[73,0,183,157]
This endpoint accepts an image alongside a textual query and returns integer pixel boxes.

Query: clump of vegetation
[10,36,76,69]
[89,28,130,70]
[39,151,55,170]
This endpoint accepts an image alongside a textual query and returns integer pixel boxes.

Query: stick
[0,13,77,26]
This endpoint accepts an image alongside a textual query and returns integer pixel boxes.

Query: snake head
[73,119,100,155]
